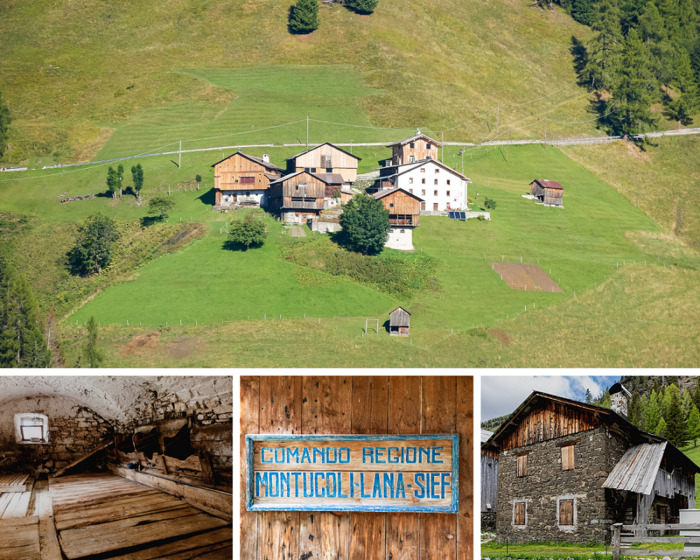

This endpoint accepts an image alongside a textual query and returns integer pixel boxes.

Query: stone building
[0,376,233,559]
[482,385,698,544]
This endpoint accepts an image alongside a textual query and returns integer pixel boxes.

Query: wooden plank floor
[0,516,41,560]
[50,473,232,559]
[0,473,31,492]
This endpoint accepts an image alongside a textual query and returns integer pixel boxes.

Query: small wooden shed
[389,307,411,337]
[529,179,564,207]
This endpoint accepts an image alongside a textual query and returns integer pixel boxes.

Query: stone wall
[0,395,113,476]
[496,426,630,544]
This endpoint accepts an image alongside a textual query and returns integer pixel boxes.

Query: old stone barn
[0,376,232,559]
[482,385,698,544]
[241,375,473,560]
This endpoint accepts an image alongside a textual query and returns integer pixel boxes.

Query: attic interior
[0,376,233,560]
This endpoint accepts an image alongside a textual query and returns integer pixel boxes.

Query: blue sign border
[246,433,459,513]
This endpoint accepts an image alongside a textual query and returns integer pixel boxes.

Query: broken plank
[51,440,113,478]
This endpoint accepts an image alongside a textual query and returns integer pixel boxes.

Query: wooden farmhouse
[0,376,233,559]
[530,179,564,207]
[386,131,441,166]
[388,306,411,336]
[372,158,470,212]
[372,188,423,250]
[481,429,498,531]
[211,151,283,208]
[482,384,698,544]
[313,172,352,207]
[285,143,361,184]
[267,171,327,223]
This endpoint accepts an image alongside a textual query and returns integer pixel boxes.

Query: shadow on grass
[570,36,588,87]
[222,239,262,252]
[140,216,163,227]
[197,188,216,206]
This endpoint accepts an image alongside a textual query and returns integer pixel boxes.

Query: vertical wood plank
[456,376,473,560]
[421,376,457,560]
[387,376,422,560]
[299,376,352,560]
[350,377,388,560]
[257,376,302,560]
[240,376,260,560]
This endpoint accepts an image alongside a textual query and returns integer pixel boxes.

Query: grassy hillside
[0,0,600,164]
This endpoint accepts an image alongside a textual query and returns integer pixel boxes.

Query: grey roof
[312,173,345,185]
[285,142,361,162]
[372,187,424,202]
[603,442,667,495]
[481,429,494,443]
[386,133,442,148]
[210,151,283,172]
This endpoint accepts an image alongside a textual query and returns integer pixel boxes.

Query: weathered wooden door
[241,376,473,560]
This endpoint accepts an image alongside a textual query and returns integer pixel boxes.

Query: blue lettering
[287,448,299,463]
[432,446,444,463]
[315,472,325,497]
[372,473,382,498]
[326,473,336,497]
[301,448,311,464]
[303,472,313,497]
[261,448,272,463]
[396,473,406,498]
[383,472,394,498]
[339,447,350,463]
[327,447,337,464]
[350,472,355,498]
[360,473,371,498]
[280,472,290,497]
[419,447,430,463]
[255,472,269,497]
[362,447,372,464]
[313,448,324,464]
[415,473,425,498]
[269,472,280,498]
[406,447,417,463]
[441,473,450,499]
[338,473,348,498]
[431,473,440,499]
[291,472,301,497]
[375,447,386,463]
[387,447,399,463]
[275,448,285,463]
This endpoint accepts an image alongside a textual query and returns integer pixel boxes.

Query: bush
[227,212,267,250]
[147,195,175,221]
[338,194,390,255]
[68,214,120,276]
[346,0,379,14]
[289,0,320,34]
[484,197,497,210]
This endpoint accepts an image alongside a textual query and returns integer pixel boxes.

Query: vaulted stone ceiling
[0,376,230,423]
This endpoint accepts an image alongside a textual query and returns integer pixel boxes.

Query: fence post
[612,523,622,560]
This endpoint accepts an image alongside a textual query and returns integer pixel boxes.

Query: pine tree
[666,49,699,125]
[628,391,643,428]
[645,389,661,432]
[584,0,625,91]
[665,389,686,447]
[681,388,694,421]
[347,0,379,14]
[661,383,680,418]
[289,0,320,34]
[657,0,681,43]
[609,28,657,136]
[585,388,593,403]
[572,0,596,25]
[639,393,649,428]
[655,416,668,438]
[687,405,700,447]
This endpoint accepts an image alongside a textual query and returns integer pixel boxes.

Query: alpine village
[0,0,698,369]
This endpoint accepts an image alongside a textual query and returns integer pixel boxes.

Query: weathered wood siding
[241,376,473,560]
[500,401,601,451]
[213,154,278,194]
[393,139,439,166]
[267,172,326,214]
[543,187,563,207]
[379,191,421,227]
[290,145,359,183]
[481,451,498,513]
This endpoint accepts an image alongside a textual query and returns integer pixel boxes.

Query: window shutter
[559,499,573,525]
[517,454,527,477]
[561,445,575,470]
[515,502,525,525]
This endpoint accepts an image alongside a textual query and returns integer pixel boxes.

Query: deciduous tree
[68,214,120,276]
[147,195,175,221]
[228,212,268,250]
[687,405,700,447]
[131,164,144,204]
[338,194,390,255]
[82,316,104,368]
[106,167,118,199]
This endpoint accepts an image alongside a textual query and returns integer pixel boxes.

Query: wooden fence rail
[612,523,700,560]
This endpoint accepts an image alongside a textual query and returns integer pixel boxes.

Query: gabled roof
[210,151,284,172]
[531,179,564,190]
[372,187,424,202]
[481,429,494,444]
[389,307,411,326]
[312,173,345,185]
[603,442,668,495]
[386,133,442,148]
[285,142,362,162]
[392,158,470,182]
[482,390,699,476]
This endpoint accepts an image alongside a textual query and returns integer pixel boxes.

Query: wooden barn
[386,131,441,166]
[285,143,361,184]
[480,429,498,532]
[483,385,699,544]
[267,171,327,223]
[0,376,233,560]
[529,179,564,207]
[211,151,283,208]
[373,188,422,250]
[388,306,411,336]
[241,375,473,560]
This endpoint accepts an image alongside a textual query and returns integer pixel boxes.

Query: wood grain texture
[350,376,388,560]
[456,376,473,560]
[241,376,260,560]
[258,376,301,560]
[387,376,422,560]
[299,376,352,560]
[421,376,457,560]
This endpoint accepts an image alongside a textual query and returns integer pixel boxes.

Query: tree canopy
[0,89,11,161]
[227,212,268,250]
[346,0,379,15]
[147,195,175,221]
[68,214,120,276]
[338,194,391,255]
[131,164,144,203]
[289,0,320,34]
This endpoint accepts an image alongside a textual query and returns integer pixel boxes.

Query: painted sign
[246,434,459,513]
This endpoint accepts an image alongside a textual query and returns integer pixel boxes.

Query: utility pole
[544,118,547,149]
[179,140,182,168]
[459,149,464,175]
[306,116,309,148]
[441,130,444,162]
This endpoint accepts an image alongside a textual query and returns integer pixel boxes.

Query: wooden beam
[107,465,231,521]
[52,440,113,478]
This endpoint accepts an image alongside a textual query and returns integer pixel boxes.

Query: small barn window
[435,168,440,173]
[514,502,526,526]
[410,142,415,149]
[559,498,574,526]
[561,444,575,470]
[446,191,451,196]
[421,190,425,195]
[434,179,438,185]
[434,190,438,196]
[420,168,426,173]
[240,176,255,184]
[15,413,49,444]
[516,454,527,477]
[390,203,394,208]
[409,178,414,184]
[409,189,413,194]
[447,179,451,185]
[426,143,432,150]
[422,179,426,184]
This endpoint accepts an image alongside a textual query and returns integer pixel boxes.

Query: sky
[481,375,621,422]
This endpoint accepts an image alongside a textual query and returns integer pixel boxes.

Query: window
[446,191,451,196]
[15,413,49,444]
[434,179,438,185]
[433,203,438,210]
[422,179,426,184]
[320,155,332,168]
[514,502,526,526]
[421,189,426,195]
[410,142,415,149]
[246,192,251,196]
[426,143,432,150]
[400,229,405,233]
[559,498,574,526]
[409,178,413,184]
[446,179,451,186]
[409,189,413,194]
[561,444,575,470]
[409,155,416,163]
[390,203,394,208]
[435,168,440,173]
[434,190,438,196]
[326,168,332,173]
[516,454,527,477]
[240,176,255,184]
[420,168,426,173]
